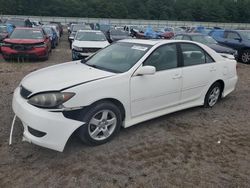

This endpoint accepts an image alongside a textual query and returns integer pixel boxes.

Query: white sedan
[11,39,238,152]
[71,30,109,60]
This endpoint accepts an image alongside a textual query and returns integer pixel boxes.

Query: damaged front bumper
[11,87,84,152]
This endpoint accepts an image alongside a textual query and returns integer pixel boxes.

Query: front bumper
[1,46,48,60]
[72,49,94,60]
[12,87,84,152]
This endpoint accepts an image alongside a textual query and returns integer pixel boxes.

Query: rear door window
[180,43,214,66]
[226,32,241,40]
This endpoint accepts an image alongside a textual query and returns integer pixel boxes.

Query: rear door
[179,43,216,104]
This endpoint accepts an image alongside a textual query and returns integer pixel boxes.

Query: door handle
[172,74,182,79]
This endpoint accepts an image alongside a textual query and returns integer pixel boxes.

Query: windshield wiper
[84,63,121,73]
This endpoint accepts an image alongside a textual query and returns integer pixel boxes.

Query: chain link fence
[1,15,250,29]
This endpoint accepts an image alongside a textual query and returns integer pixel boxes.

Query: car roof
[119,39,161,45]
[78,30,103,33]
[119,39,211,47]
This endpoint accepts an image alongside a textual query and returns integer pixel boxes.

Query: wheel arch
[206,79,225,98]
[90,98,126,121]
[215,79,225,95]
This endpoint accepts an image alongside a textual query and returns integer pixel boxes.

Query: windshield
[0,26,7,33]
[83,42,151,73]
[72,25,85,32]
[76,31,107,41]
[10,29,44,39]
[237,30,250,40]
[192,35,217,44]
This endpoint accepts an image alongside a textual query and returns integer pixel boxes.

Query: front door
[130,44,182,117]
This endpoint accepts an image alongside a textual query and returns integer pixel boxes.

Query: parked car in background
[50,22,63,37]
[67,22,77,33]
[42,26,58,48]
[68,24,90,48]
[188,26,213,35]
[123,25,144,36]
[46,25,60,44]
[5,18,33,27]
[209,29,250,63]
[0,24,13,50]
[163,27,185,35]
[30,20,42,27]
[1,27,51,61]
[72,30,109,60]
[93,23,111,41]
[12,39,237,152]
[107,28,131,43]
[174,33,237,59]
[47,24,60,38]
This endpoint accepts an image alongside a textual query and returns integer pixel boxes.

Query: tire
[240,50,250,64]
[52,40,56,49]
[204,82,222,108]
[78,102,122,146]
[3,57,10,62]
[43,51,49,61]
[2,54,10,62]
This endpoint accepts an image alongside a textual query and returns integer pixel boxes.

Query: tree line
[0,0,249,23]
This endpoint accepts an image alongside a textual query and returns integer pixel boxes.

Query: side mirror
[134,66,156,76]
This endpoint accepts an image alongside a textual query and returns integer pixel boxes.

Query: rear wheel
[204,82,222,107]
[241,50,250,64]
[78,102,122,146]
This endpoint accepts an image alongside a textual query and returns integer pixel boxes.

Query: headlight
[1,42,11,47]
[34,43,47,48]
[72,45,82,51]
[28,92,75,108]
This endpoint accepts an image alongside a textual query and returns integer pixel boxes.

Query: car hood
[72,40,109,48]
[21,61,115,94]
[4,38,44,44]
[207,43,236,54]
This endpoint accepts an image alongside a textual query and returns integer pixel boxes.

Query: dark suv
[209,29,250,63]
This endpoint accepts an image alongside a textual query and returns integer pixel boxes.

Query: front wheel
[78,102,122,146]
[241,50,250,64]
[204,82,222,108]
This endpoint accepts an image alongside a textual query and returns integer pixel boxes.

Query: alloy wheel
[88,110,117,141]
[241,51,250,63]
[208,86,221,107]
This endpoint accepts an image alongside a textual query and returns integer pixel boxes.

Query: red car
[1,27,51,61]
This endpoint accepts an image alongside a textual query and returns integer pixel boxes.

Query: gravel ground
[0,33,250,188]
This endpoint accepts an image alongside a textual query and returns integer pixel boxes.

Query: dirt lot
[0,34,250,188]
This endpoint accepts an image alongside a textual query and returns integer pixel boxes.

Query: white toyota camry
[11,39,238,152]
